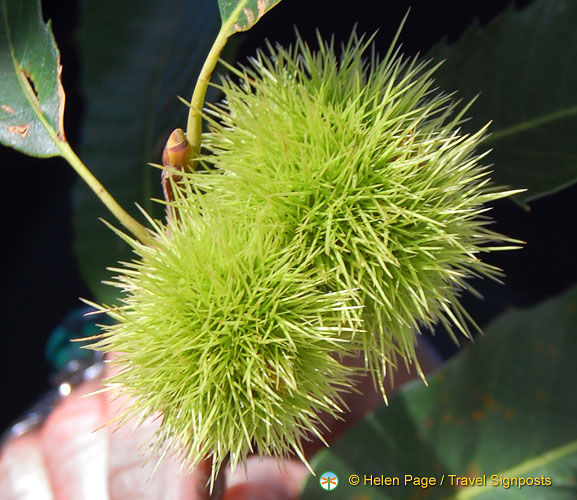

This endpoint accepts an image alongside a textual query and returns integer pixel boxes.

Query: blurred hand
[0,341,439,500]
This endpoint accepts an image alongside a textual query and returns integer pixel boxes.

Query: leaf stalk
[185,27,229,164]
[56,140,151,244]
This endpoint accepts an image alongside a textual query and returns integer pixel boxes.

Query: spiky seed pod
[92,30,520,483]
[91,192,363,478]
[194,32,519,390]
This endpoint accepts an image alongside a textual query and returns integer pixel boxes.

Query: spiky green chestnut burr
[92,30,520,483]
[194,32,520,390]
[90,194,362,478]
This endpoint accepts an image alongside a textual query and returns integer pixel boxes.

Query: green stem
[186,0,264,163]
[186,27,229,162]
[57,140,151,244]
[15,69,151,244]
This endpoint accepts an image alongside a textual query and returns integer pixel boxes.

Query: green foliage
[429,0,577,202]
[302,284,577,499]
[0,0,65,156]
[196,33,519,389]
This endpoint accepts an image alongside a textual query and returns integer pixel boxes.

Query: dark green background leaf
[217,0,282,34]
[302,285,577,499]
[428,0,577,202]
[73,0,221,302]
[0,0,65,156]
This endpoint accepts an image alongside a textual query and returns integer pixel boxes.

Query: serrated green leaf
[73,0,221,302]
[217,0,282,34]
[302,285,577,499]
[0,0,65,157]
[429,0,577,202]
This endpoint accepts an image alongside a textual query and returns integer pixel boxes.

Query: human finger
[0,432,53,500]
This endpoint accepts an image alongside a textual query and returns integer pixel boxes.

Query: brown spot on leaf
[409,487,431,500]
[56,59,67,141]
[243,7,255,26]
[257,0,269,17]
[21,69,40,99]
[482,393,500,411]
[466,463,482,480]
[1,104,15,114]
[442,413,453,423]
[471,409,485,421]
[504,409,516,420]
[7,124,30,137]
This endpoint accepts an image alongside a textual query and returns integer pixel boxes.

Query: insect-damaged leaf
[217,0,282,35]
[0,0,65,157]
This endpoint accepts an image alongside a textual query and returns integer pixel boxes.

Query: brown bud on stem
[162,128,190,169]
[162,129,191,220]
